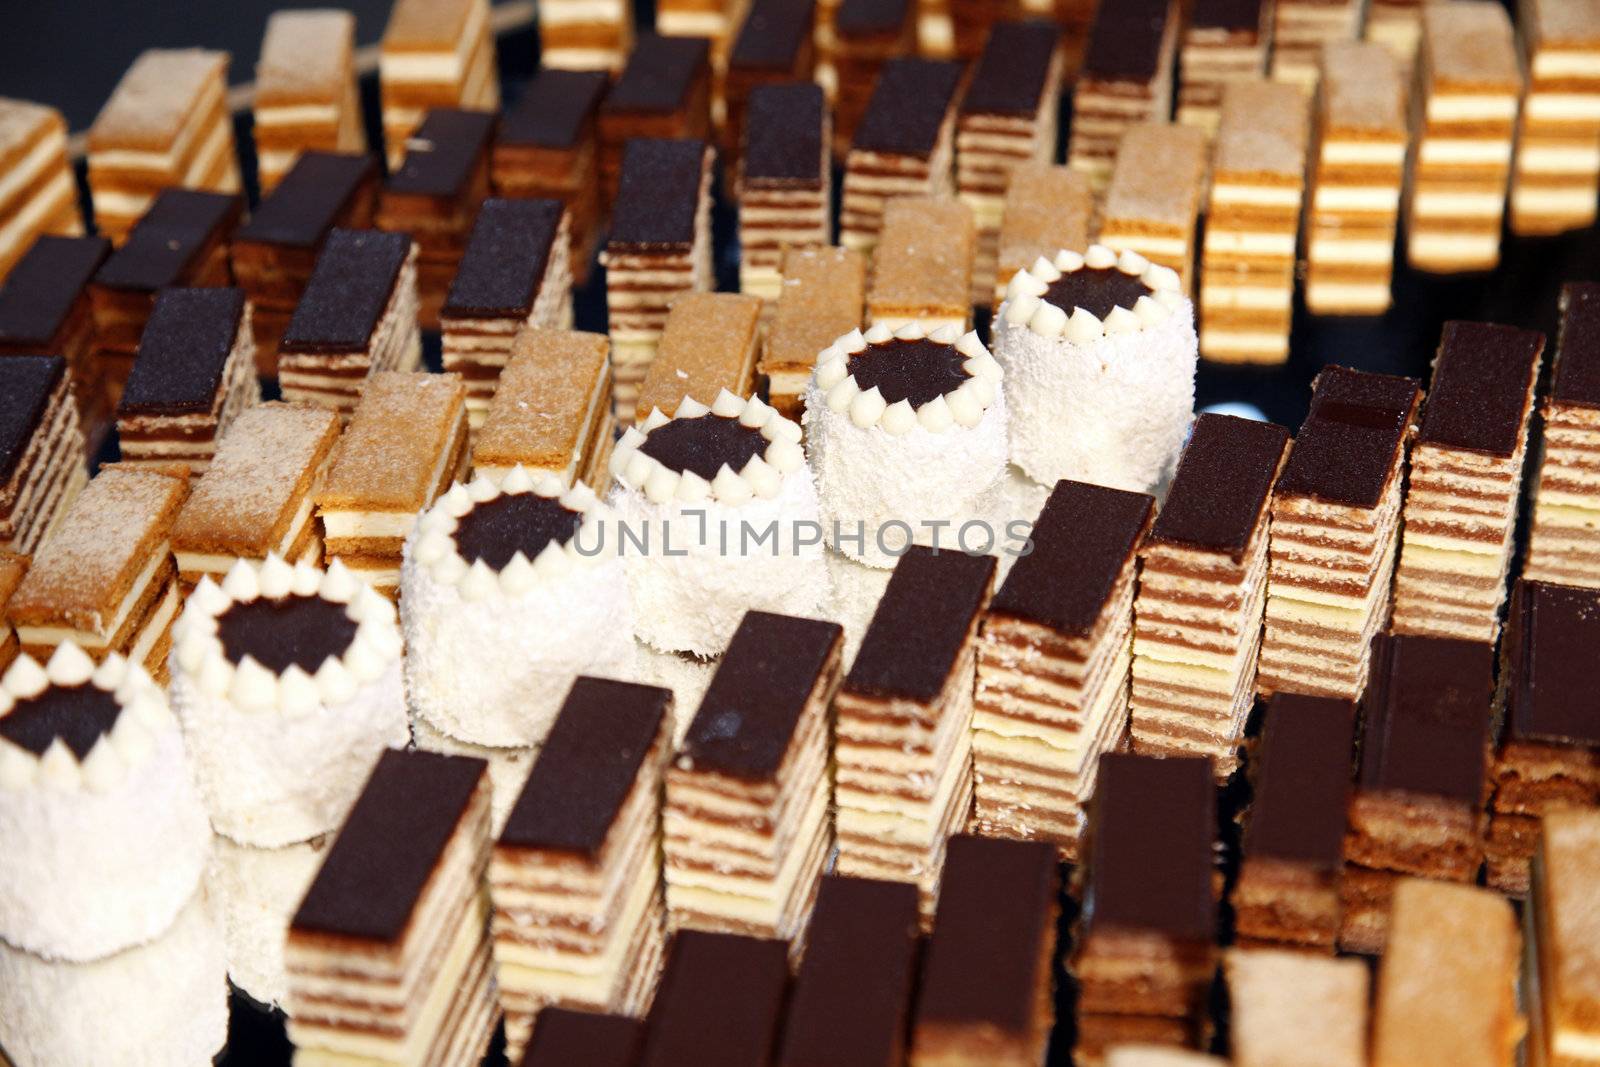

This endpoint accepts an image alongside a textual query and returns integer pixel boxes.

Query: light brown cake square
[635,292,761,421]
[868,197,974,330]
[472,329,613,487]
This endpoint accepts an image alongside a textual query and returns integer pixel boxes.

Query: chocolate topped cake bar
[866,197,974,331]
[835,546,995,920]
[601,137,714,422]
[0,236,111,445]
[1270,0,1364,88]
[1068,0,1178,191]
[956,21,1063,303]
[521,1010,644,1067]
[286,748,497,1067]
[1525,284,1600,588]
[664,611,841,943]
[491,677,672,1057]
[975,479,1154,858]
[1525,809,1600,1067]
[1176,0,1270,131]
[636,292,761,421]
[910,835,1059,1067]
[85,49,240,244]
[761,245,866,419]
[493,69,609,285]
[0,98,82,282]
[1512,0,1600,235]
[0,356,86,555]
[377,107,497,329]
[378,0,499,167]
[639,930,790,1067]
[598,35,714,207]
[1405,1,1522,273]
[1074,754,1216,1063]
[1231,693,1356,949]
[169,402,341,585]
[776,875,920,1067]
[88,188,243,360]
[723,0,818,182]
[314,371,469,592]
[1131,413,1289,776]
[827,0,916,154]
[839,57,963,255]
[1259,365,1420,699]
[8,464,187,674]
[1100,122,1209,294]
[231,151,378,377]
[1226,949,1369,1067]
[442,197,573,427]
[992,164,1093,306]
[252,10,366,193]
[472,329,614,488]
[1393,321,1544,642]
[737,81,829,301]
[278,228,423,414]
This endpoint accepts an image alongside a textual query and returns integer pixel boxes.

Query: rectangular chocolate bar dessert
[1525,283,1600,588]
[377,0,499,167]
[598,35,714,208]
[0,355,86,555]
[251,10,366,193]
[1068,0,1178,191]
[761,245,866,419]
[471,329,614,489]
[737,81,829,301]
[635,292,761,421]
[0,97,82,281]
[638,930,790,1067]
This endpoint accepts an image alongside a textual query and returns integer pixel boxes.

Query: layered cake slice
[168,401,341,586]
[636,292,761,420]
[491,677,672,1057]
[1226,950,1369,1067]
[115,287,260,472]
[600,138,714,421]
[737,81,829,301]
[471,329,614,487]
[441,197,573,427]
[1525,283,1600,588]
[377,107,497,328]
[1231,693,1356,950]
[598,35,713,207]
[1405,1,1522,273]
[1199,81,1311,364]
[835,545,995,920]
[230,151,378,377]
[638,931,790,1066]
[839,57,963,255]
[663,610,841,942]
[1511,0,1600,235]
[0,356,86,555]
[761,246,866,419]
[991,164,1093,306]
[1270,0,1363,88]
[313,371,469,593]
[252,10,366,193]
[1341,633,1493,954]
[1176,0,1270,132]
[723,0,819,182]
[1365,0,1425,68]
[377,0,498,167]
[974,479,1154,858]
[0,98,81,281]
[827,0,917,153]
[1131,412,1289,775]
[1259,365,1421,699]
[955,21,1064,303]
[866,197,974,331]
[1068,0,1178,191]
[538,0,634,70]
[85,49,239,244]
[1304,41,1408,315]
[1100,123,1209,294]
[8,464,187,673]
[910,835,1060,1067]
[279,228,422,414]
[492,69,608,284]
[1392,321,1544,643]
[1526,810,1600,1067]
[285,749,497,1067]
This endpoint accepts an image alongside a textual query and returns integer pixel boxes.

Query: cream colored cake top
[1539,809,1600,1015]
[1104,123,1209,228]
[1226,949,1369,1067]
[0,98,63,159]
[997,164,1093,267]
[1423,1,1521,91]
[1320,41,1406,136]
[869,196,975,313]
[88,49,229,152]
[638,293,761,418]
[317,372,466,512]
[766,246,867,371]
[383,0,483,53]
[1215,81,1311,180]
[474,330,609,470]
[257,9,356,107]
[1529,0,1600,49]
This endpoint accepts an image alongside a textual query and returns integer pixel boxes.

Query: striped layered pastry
[1525,283,1600,588]
[1067,0,1177,191]
[377,0,498,168]
[0,98,81,282]
[251,10,366,193]
[1511,0,1600,235]
[1176,0,1270,132]
[1270,0,1363,88]
[0,356,86,556]
[539,0,634,71]
[737,82,829,301]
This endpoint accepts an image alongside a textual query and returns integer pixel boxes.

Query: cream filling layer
[0,127,67,208]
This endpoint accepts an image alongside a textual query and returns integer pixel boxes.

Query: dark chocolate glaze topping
[0,683,123,759]
[0,355,66,486]
[1275,365,1420,508]
[1082,0,1173,83]
[500,677,669,855]
[1504,579,1600,748]
[682,611,841,781]
[836,0,911,35]
[216,593,359,675]
[846,337,969,408]
[845,545,995,703]
[386,109,496,199]
[1192,0,1267,31]
[915,835,1059,1035]
[960,21,1061,117]
[522,1009,645,1067]
[119,287,246,416]
[442,198,564,318]
[0,236,110,347]
[93,189,243,292]
[1149,413,1289,559]
[731,0,818,70]
[852,57,964,159]
[452,492,583,571]
[236,152,377,249]
[1359,633,1492,806]
[281,228,410,353]
[990,479,1154,635]
[1551,282,1600,409]
[292,749,485,942]
[1042,266,1153,320]
[499,68,608,149]
[1085,753,1216,942]
[606,34,710,114]
[641,930,790,1067]
[1244,694,1357,871]
[638,413,767,481]
[742,82,826,186]
[609,138,707,248]
[1419,320,1544,456]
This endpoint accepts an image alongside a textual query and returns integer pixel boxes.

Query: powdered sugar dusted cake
[401,467,633,747]
[168,555,408,847]
[803,321,1007,568]
[993,242,1197,493]
[0,642,210,961]
[607,392,828,656]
